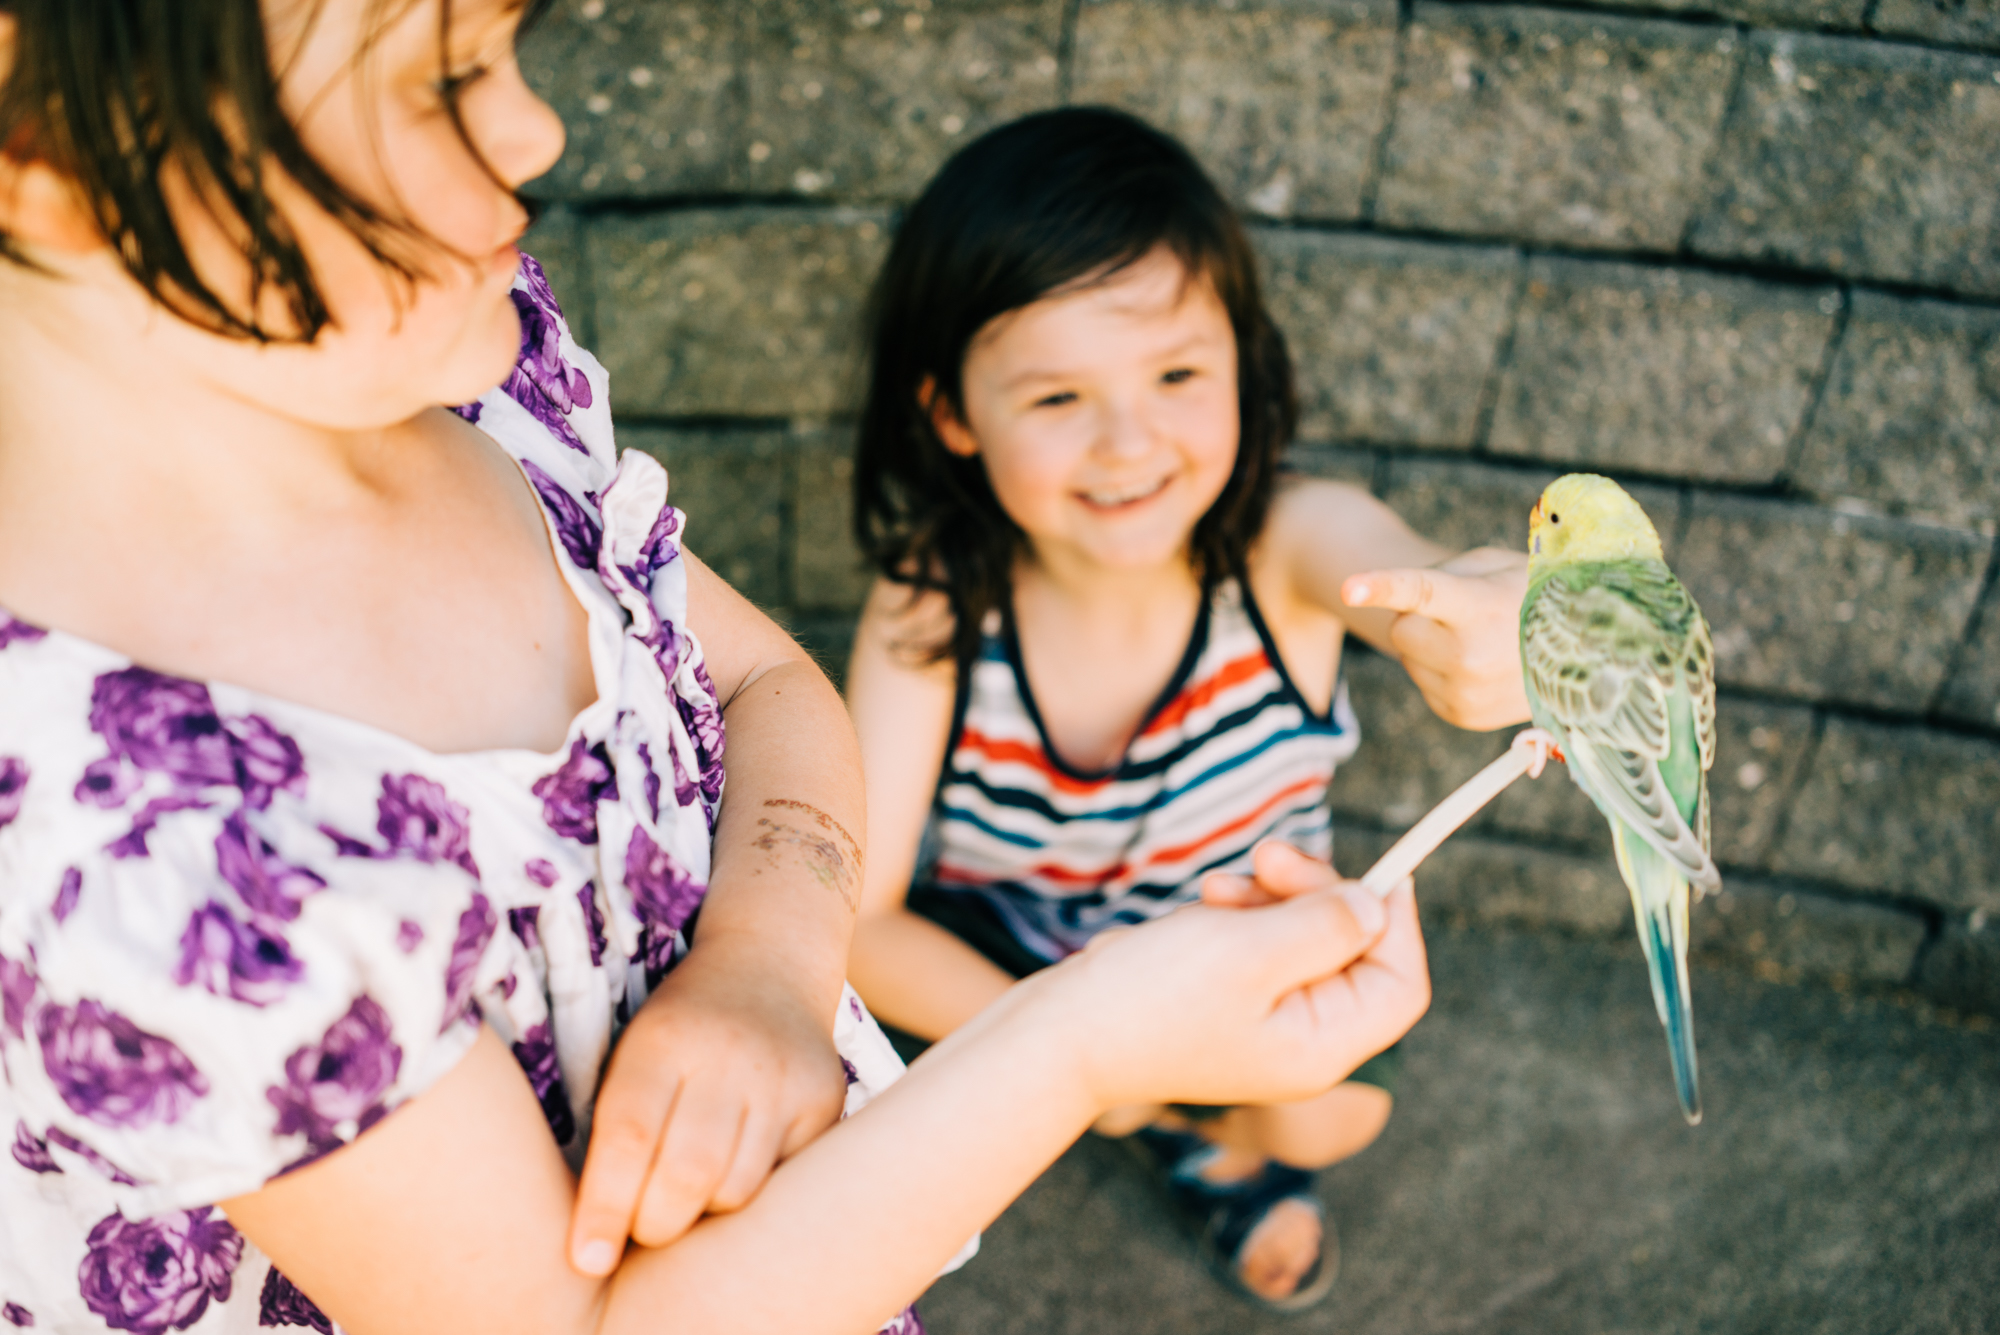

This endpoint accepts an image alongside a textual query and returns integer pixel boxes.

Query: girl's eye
[1162,368,1196,385]
[1032,391,1077,409]
[437,64,493,100]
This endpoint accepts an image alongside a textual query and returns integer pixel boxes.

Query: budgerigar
[1520,474,1718,1125]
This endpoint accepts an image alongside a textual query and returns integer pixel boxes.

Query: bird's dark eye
[1549,512,1561,524]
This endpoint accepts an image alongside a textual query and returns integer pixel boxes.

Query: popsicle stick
[1358,729,1559,898]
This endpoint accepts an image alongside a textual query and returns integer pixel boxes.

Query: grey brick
[1376,7,1739,250]
[522,1,746,198]
[1258,232,1519,448]
[522,1,1063,202]
[1709,0,1869,24]
[1282,444,1379,490]
[1937,578,2000,732]
[1772,717,2000,915]
[1488,259,1838,485]
[1871,0,2000,55]
[1915,913,2000,1018]
[741,0,1065,200]
[1691,878,1926,987]
[1330,649,1510,831]
[1794,291,2000,535]
[588,208,889,417]
[1689,34,2000,298]
[620,428,790,609]
[1378,457,1680,559]
[1675,495,1990,712]
[1340,826,1632,935]
[786,612,864,686]
[1708,698,1816,869]
[1331,649,1608,850]
[1070,0,1399,221]
[794,426,874,611]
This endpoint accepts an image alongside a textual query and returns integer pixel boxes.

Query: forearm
[849,908,1020,1041]
[603,971,1096,1335]
[698,656,863,1014]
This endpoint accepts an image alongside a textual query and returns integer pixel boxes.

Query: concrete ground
[913,924,2000,1335]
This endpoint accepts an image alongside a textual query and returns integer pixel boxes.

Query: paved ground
[912,924,2000,1335]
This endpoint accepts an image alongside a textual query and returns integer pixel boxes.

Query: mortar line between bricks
[1254,216,2000,310]
[1675,25,1752,258]
[1860,0,1884,32]
[1357,0,1414,224]
[1774,283,1851,492]
[1055,0,1082,104]
[1926,533,2000,721]
[1464,254,1527,455]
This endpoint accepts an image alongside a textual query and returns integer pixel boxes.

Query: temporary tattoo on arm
[752,799,862,912]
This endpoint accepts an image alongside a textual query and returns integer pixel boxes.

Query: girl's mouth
[1078,476,1171,510]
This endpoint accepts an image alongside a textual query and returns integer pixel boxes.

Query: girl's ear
[918,375,980,458]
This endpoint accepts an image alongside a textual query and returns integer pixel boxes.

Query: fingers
[569,1065,681,1275]
[632,1083,746,1247]
[1201,842,1337,908]
[709,1109,784,1215]
[1238,876,1391,995]
[1343,567,1454,620]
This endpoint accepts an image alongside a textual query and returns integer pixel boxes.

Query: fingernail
[1341,885,1386,936]
[1348,581,1369,603]
[575,1239,618,1275]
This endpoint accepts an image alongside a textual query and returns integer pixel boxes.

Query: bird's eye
[1549,512,1561,524]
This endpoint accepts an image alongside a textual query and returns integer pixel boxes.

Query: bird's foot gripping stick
[1357,729,1562,899]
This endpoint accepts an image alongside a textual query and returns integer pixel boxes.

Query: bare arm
[567,551,862,1266]
[223,862,1430,1335]
[1269,480,1531,731]
[843,577,1019,1040]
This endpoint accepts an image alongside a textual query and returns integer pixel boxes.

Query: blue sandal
[1124,1125,1339,1312]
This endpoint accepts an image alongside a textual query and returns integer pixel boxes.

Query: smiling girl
[845,108,1531,1308]
[0,5,1429,1333]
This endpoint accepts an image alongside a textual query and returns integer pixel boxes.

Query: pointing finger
[1343,568,1446,619]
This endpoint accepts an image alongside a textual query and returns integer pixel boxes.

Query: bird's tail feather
[1613,823,1702,1126]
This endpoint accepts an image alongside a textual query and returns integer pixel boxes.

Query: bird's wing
[1523,563,1720,893]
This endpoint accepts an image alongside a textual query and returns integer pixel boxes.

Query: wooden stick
[1358,729,1558,898]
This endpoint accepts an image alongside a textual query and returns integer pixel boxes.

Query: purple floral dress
[0,258,951,1334]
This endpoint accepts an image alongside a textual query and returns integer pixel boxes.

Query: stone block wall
[517,0,2000,1015]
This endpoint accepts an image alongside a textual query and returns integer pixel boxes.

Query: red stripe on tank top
[1139,649,1272,739]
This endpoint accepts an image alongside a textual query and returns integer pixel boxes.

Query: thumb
[1235,881,1389,996]
[1343,567,1468,622]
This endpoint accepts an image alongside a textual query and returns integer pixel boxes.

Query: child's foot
[1123,1126,1338,1310]
[1194,1145,1327,1303]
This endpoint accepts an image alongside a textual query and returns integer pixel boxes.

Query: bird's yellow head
[1526,474,1665,573]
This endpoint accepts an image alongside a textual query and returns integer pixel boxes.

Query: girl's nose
[1094,400,1156,461]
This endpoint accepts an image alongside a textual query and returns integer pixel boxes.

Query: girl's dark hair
[0,0,549,343]
[852,105,1297,668]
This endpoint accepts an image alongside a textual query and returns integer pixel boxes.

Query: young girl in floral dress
[0,4,1429,1333]
[844,108,1531,1309]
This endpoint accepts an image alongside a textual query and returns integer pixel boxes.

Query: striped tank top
[919,577,1361,964]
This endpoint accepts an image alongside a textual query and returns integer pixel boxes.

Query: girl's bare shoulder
[851,576,959,683]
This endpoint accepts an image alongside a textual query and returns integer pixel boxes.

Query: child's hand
[1199,838,1381,910]
[567,938,847,1273]
[1048,860,1429,1115]
[1343,549,1532,731]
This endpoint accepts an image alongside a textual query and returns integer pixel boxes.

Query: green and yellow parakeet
[1521,474,1718,1125]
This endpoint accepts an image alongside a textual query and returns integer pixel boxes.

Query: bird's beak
[1528,497,1544,529]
